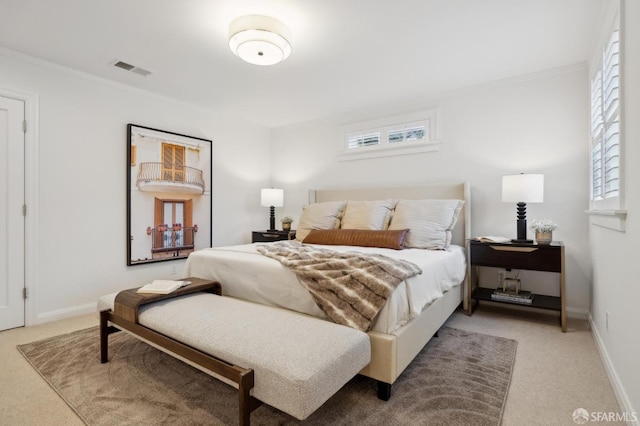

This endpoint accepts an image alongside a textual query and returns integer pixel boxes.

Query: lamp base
[268,205,276,232]
[511,238,533,244]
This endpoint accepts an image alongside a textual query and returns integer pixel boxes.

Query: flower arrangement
[530,219,558,233]
[280,215,294,231]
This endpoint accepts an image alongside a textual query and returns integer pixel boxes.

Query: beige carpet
[18,325,517,425]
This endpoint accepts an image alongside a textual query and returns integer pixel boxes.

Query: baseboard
[36,302,98,324]
[589,313,639,425]
[566,307,589,320]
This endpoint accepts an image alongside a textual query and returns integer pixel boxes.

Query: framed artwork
[127,124,212,266]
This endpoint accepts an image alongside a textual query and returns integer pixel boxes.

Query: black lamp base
[511,238,533,244]
[513,204,533,244]
[268,205,276,231]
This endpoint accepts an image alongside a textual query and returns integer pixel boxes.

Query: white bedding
[183,242,466,334]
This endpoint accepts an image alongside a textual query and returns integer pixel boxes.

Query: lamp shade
[261,188,284,207]
[229,15,292,66]
[502,174,544,203]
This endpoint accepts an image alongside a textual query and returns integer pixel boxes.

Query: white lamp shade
[261,188,284,207]
[502,174,544,203]
[229,15,292,66]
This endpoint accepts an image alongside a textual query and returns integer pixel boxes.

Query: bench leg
[377,381,392,401]
[239,370,255,426]
[100,310,109,363]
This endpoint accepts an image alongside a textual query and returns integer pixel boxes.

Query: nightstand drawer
[470,241,561,272]
[252,230,296,243]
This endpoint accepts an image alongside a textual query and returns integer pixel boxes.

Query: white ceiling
[0,0,602,128]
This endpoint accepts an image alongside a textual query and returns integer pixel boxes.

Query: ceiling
[0,0,602,128]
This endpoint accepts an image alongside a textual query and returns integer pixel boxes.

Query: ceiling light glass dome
[228,15,292,66]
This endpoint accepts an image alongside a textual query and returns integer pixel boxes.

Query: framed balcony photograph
[127,124,212,266]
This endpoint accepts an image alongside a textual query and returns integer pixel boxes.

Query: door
[0,96,25,330]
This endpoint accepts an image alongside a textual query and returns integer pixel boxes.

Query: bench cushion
[99,292,370,420]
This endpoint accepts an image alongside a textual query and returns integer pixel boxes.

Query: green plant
[280,215,293,224]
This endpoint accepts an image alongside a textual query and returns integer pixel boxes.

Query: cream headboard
[309,182,471,247]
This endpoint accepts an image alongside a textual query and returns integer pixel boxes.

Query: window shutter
[590,29,620,201]
[602,30,620,199]
[347,132,381,149]
[388,121,427,144]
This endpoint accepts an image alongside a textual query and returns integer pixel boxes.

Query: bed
[183,182,471,399]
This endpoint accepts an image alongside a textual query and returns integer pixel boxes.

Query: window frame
[586,2,626,231]
[339,108,441,161]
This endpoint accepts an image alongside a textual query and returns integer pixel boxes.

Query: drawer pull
[489,246,538,253]
[261,233,280,238]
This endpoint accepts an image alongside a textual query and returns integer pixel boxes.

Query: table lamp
[502,174,544,243]
[261,188,284,231]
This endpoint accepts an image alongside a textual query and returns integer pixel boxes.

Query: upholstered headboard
[308,182,471,247]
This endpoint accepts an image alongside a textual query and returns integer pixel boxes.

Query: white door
[0,96,25,330]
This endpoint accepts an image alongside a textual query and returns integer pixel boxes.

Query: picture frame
[127,124,212,266]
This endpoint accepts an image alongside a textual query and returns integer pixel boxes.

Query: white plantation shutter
[347,131,381,149]
[590,70,603,200]
[387,120,427,144]
[591,29,620,202]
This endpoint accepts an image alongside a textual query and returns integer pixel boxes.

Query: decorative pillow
[388,199,464,249]
[302,229,410,250]
[295,201,346,242]
[340,199,398,230]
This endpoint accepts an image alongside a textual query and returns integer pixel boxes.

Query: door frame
[1,87,39,326]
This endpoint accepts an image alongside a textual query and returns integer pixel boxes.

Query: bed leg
[100,310,109,363]
[377,381,392,401]
[434,330,439,338]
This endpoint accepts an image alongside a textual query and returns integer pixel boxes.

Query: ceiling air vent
[113,60,152,76]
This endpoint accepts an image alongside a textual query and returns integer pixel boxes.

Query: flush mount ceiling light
[228,15,292,66]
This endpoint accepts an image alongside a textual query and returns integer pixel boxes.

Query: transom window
[340,109,440,160]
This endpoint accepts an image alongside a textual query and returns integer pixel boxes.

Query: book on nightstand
[491,288,534,305]
[475,236,511,243]
[137,280,191,294]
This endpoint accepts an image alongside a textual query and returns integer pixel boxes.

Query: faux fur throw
[256,242,422,331]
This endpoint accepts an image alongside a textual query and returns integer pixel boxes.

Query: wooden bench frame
[99,278,262,425]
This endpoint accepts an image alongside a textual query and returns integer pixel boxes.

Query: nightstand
[252,230,296,243]
[467,240,566,332]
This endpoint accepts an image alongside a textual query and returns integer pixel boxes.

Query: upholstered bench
[98,291,371,424]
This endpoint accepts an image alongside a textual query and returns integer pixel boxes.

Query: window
[162,143,185,182]
[347,131,381,149]
[590,29,620,203]
[388,121,427,144]
[340,109,440,160]
[587,3,626,231]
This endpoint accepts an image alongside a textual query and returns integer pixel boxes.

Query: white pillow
[340,199,398,230]
[388,199,464,249]
[295,201,346,242]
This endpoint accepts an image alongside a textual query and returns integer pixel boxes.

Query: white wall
[0,51,272,323]
[271,67,591,315]
[589,0,640,417]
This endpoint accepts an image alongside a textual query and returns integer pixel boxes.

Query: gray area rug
[18,325,516,425]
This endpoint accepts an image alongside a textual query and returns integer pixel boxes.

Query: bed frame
[310,182,471,399]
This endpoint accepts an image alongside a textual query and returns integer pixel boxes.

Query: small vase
[535,231,552,245]
[282,222,291,231]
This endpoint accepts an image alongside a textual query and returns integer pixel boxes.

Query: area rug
[18,326,516,425]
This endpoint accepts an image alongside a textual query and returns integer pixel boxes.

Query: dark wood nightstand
[252,230,296,243]
[467,240,566,332]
